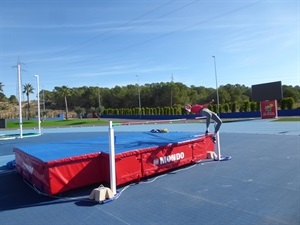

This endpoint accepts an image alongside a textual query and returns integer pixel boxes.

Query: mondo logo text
[23,162,34,174]
[153,152,185,165]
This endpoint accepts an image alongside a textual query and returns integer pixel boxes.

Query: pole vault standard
[214,132,221,161]
[213,123,231,161]
[108,118,187,196]
[108,121,117,195]
[107,118,226,196]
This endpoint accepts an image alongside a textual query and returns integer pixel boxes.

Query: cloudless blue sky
[0,0,299,98]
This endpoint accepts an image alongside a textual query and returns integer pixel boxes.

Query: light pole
[212,56,220,115]
[136,75,141,119]
[42,87,45,113]
[17,62,23,138]
[34,75,41,135]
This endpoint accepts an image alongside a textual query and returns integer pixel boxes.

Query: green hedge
[103,100,294,115]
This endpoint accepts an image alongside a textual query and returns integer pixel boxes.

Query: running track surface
[0,119,299,225]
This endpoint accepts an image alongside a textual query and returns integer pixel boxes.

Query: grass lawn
[6,118,113,129]
[4,116,300,129]
[273,117,300,122]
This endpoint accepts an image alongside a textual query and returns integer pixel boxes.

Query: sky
[0,0,299,98]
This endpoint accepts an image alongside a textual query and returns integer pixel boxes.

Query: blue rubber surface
[0,120,299,225]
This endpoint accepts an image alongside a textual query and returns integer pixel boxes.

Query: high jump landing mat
[13,131,215,195]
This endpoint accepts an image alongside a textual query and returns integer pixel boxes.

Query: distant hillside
[0,101,76,119]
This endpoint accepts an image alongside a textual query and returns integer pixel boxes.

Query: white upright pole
[214,132,221,161]
[34,75,41,135]
[17,63,23,138]
[108,121,116,195]
[212,56,220,115]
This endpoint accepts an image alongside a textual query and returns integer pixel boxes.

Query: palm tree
[23,83,34,120]
[0,82,4,93]
[55,86,71,119]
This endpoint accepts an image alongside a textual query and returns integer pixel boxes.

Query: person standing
[185,99,222,143]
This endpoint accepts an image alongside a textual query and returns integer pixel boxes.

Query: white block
[207,151,217,160]
[89,185,114,202]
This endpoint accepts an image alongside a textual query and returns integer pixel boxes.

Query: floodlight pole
[17,63,23,138]
[212,56,220,115]
[136,75,141,119]
[34,75,41,135]
[42,87,45,113]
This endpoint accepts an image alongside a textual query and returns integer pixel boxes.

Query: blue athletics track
[0,119,299,225]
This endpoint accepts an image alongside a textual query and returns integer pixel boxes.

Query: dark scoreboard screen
[252,81,282,101]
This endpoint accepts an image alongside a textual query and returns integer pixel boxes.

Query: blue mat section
[14,132,202,162]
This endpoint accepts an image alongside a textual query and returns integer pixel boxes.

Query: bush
[250,102,256,111]
[231,102,237,112]
[223,103,230,112]
[279,98,295,110]
[0,103,8,110]
[286,97,295,110]
[212,104,218,113]
[243,100,250,112]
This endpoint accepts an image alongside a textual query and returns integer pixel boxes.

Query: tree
[96,106,105,117]
[0,83,6,102]
[23,83,34,120]
[223,103,230,112]
[74,107,85,119]
[281,97,295,110]
[286,97,295,109]
[250,102,257,111]
[218,87,231,104]
[0,93,6,102]
[8,95,18,104]
[0,82,4,93]
[54,86,71,119]
[243,100,250,112]
[282,85,300,102]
